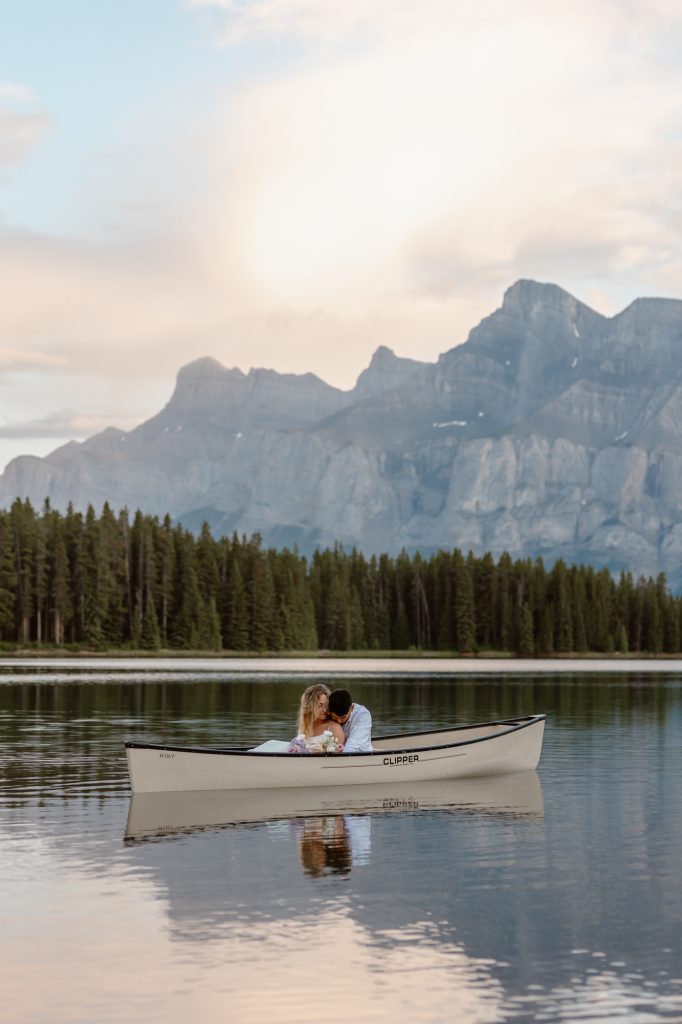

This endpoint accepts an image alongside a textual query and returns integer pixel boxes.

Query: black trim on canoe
[124,714,545,758]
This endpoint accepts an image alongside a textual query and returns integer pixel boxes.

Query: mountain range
[3,279,682,585]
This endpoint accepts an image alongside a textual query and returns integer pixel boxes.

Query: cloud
[0,346,68,373]
[192,0,682,44]
[0,82,34,104]
[0,226,213,374]
[191,0,429,42]
[0,409,132,440]
[194,3,682,323]
[0,107,50,171]
[0,83,49,171]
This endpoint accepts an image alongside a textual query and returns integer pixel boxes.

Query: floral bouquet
[317,729,338,753]
[288,730,338,754]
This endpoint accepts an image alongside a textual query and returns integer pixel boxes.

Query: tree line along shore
[0,498,679,655]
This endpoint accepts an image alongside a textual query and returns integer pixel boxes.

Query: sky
[1,0,682,472]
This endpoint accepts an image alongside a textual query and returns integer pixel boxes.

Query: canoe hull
[125,715,545,793]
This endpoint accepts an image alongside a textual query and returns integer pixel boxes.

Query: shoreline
[1,653,682,674]
[0,647,681,660]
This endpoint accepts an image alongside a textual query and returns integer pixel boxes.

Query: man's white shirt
[342,703,372,752]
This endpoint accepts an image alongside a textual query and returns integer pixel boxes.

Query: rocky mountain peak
[369,344,398,364]
[494,279,604,340]
[176,355,233,380]
[353,345,428,398]
[610,295,682,351]
[457,279,606,374]
[167,358,246,416]
[501,278,576,311]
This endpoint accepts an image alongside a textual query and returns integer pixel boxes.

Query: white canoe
[124,770,544,840]
[125,714,545,793]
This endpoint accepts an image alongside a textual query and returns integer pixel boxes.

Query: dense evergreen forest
[0,498,679,654]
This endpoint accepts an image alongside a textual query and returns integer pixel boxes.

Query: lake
[1,659,681,1023]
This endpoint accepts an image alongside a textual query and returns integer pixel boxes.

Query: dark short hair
[329,689,353,715]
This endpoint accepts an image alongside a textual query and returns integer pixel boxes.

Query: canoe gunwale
[124,713,545,758]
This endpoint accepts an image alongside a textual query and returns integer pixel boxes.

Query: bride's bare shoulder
[328,721,345,743]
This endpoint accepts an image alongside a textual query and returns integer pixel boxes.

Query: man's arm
[343,706,372,753]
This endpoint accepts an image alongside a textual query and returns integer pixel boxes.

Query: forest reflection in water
[1,664,681,1023]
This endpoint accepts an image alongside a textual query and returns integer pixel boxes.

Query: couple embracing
[290,684,372,754]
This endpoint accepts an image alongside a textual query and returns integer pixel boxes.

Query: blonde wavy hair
[297,683,331,737]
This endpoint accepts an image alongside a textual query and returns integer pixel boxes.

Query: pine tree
[360,555,380,649]
[198,596,222,651]
[615,621,629,654]
[497,553,514,650]
[631,580,646,652]
[130,510,146,643]
[436,575,454,650]
[474,552,497,649]
[391,551,411,649]
[224,558,250,650]
[454,553,475,652]
[349,585,366,649]
[196,521,220,597]
[119,508,134,642]
[518,603,534,656]
[63,503,85,642]
[376,554,393,650]
[33,504,50,645]
[644,581,663,653]
[664,602,680,653]
[249,550,276,651]
[46,512,70,645]
[156,514,175,646]
[82,506,107,647]
[300,591,319,650]
[10,499,35,643]
[552,560,573,653]
[312,549,350,650]
[572,570,588,653]
[656,573,678,652]
[410,555,431,649]
[139,593,161,649]
[170,532,203,649]
[616,571,634,652]
[0,514,17,641]
[592,569,613,651]
[285,553,318,650]
[392,601,410,649]
[99,502,127,644]
[538,604,554,655]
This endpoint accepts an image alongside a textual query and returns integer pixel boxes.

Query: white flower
[318,729,338,752]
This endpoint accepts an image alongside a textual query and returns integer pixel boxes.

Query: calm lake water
[1,659,681,1023]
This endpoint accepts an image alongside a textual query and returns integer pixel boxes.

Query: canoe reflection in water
[124,771,543,849]
[294,815,371,877]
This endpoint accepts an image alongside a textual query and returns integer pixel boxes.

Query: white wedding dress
[250,729,339,754]
[249,739,293,752]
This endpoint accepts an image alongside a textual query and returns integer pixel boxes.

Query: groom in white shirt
[328,689,373,753]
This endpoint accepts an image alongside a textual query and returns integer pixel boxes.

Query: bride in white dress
[290,684,345,753]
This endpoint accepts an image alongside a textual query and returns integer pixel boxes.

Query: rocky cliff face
[3,279,682,585]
